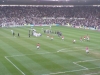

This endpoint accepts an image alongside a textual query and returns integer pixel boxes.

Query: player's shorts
[37,46,39,48]
[74,40,76,42]
[86,50,89,53]
[47,36,49,37]
[51,38,53,39]
[62,38,64,39]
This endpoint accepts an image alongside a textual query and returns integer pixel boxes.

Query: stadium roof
[0,0,100,5]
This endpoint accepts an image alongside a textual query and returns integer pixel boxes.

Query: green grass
[0,26,100,75]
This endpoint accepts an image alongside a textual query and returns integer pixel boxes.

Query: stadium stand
[0,6,100,29]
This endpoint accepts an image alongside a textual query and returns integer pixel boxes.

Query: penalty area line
[42,69,87,75]
[5,56,25,75]
[57,48,66,52]
[42,66,100,75]
[75,59,100,63]
[85,72,100,75]
[43,59,100,75]
[73,62,88,70]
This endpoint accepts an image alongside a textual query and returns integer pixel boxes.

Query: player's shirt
[86,47,88,50]
[84,36,86,39]
[62,36,64,39]
[47,34,49,37]
[51,36,53,39]
[86,47,89,52]
[37,43,40,49]
[37,44,40,47]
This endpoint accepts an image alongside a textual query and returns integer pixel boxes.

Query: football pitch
[0,26,100,75]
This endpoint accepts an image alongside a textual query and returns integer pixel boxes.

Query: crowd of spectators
[0,6,100,28]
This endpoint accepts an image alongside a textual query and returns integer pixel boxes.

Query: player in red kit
[47,34,49,37]
[86,47,89,53]
[51,36,53,40]
[84,36,86,41]
[62,36,64,40]
[37,43,40,49]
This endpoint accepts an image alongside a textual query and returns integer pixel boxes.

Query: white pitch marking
[89,67,100,69]
[57,46,93,53]
[59,50,80,52]
[5,52,52,57]
[57,48,81,52]
[57,48,66,52]
[43,59,100,75]
[43,66,100,75]
[73,62,88,70]
[48,71,66,75]
[73,59,100,71]
[42,69,87,75]
[6,49,81,58]
[5,56,25,75]
[5,47,89,58]
[5,48,100,75]
[75,59,100,63]
[85,72,100,75]
[57,48,86,52]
